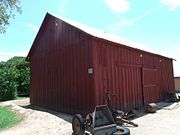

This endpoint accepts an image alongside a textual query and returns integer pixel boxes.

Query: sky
[0,0,180,76]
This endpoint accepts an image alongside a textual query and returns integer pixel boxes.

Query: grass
[0,106,24,130]
[16,96,28,100]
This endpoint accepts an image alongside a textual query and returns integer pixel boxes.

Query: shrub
[14,58,30,96]
[0,63,18,101]
[0,57,30,101]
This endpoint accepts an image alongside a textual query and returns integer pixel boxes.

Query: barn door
[142,68,159,105]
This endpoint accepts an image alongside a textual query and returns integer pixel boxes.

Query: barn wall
[92,38,174,111]
[30,15,94,114]
[174,77,180,91]
[29,13,174,114]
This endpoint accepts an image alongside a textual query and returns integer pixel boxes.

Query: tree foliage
[0,0,22,33]
[9,57,30,96]
[0,62,17,101]
[0,57,30,101]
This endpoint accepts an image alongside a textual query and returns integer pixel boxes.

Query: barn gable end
[28,13,95,114]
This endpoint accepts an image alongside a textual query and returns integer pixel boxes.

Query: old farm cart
[72,105,130,135]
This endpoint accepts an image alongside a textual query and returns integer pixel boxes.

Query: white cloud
[105,0,130,13]
[0,51,28,62]
[26,23,39,32]
[59,0,70,15]
[20,22,39,32]
[109,18,133,31]
[109,7,162,31]
[161,0,180,11]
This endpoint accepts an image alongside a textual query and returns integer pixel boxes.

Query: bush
[7,57,30,97]
[0,63,18,101]
[0,57,30,101]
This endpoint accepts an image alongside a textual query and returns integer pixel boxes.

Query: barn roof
[55,15,148,51]
[27,13,173,60]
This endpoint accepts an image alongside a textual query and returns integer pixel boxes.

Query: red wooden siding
[92,38,174,111]
[29,14,94,114]
[142,68,159,105]
[28,13,175,114]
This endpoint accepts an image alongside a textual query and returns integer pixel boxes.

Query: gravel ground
[0,98,180,135]
[0,98,72,135]
[129,102,180,135]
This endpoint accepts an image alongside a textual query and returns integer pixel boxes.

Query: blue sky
[0,0,180,76]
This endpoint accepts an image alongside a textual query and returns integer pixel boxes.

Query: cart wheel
[72,114,85,135]
[113,126,130,135]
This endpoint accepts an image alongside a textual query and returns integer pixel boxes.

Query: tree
[0,57,30,101]
[0,0,21,33]
[7,57,30,96]
[0,62,18,101]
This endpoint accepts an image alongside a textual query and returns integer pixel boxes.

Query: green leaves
[0,0,22,33]
[0,64,17,101]
[0,56,30,101]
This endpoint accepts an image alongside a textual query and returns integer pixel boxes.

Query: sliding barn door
[142,68,159,105]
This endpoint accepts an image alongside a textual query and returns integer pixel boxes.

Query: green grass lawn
[16,96,28,100]
[0,106,24,130]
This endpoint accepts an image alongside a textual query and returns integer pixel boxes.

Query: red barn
[27,13,175,114]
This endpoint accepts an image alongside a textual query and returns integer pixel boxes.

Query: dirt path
[0,98,72,135]
[129,102,180,135]
[1,99,180,135]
